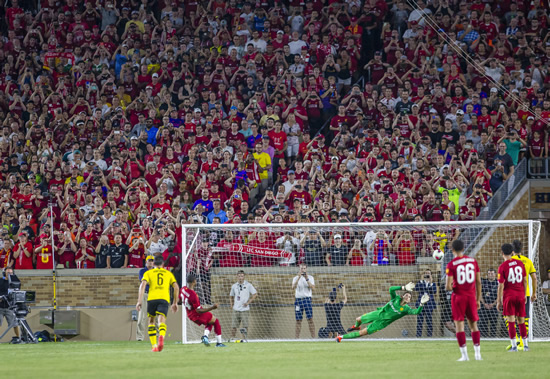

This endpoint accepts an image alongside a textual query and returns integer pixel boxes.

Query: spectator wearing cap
[136,255,154,341]
[282,170,298,196]
[326,234,349,267]
[498,129,526,166]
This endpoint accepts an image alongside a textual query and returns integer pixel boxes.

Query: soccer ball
[432,249,444,261]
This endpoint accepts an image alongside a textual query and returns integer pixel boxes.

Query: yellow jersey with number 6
[142,268,176,303]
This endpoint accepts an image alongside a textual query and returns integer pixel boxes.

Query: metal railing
[527,158,550,179]
[478,158,528,220]
[460,158,528,257]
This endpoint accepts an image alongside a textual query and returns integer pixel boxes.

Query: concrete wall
[2,266,446,342]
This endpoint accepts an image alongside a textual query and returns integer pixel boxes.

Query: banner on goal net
[181,221,549,343]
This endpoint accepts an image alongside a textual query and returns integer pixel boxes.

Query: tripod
[0,307,37,344]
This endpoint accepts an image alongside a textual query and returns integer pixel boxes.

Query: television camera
[0,272,37,343]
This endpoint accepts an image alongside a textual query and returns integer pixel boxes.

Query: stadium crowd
[0,0,549,270]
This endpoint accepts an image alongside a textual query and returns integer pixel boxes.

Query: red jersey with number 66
[497,259,526,299]
[180,286,202,322]
[446,256,480,296]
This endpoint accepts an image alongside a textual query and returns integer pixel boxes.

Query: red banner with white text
[215,243,291,259]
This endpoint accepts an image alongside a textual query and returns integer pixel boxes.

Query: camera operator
[0,267,21,344]
[324,284,347,338]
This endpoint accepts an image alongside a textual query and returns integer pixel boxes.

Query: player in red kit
[445,239,482,361]
[180,273,226,347]
[497,243,529,352]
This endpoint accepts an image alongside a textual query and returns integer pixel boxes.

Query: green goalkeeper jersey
[375,286,423,322]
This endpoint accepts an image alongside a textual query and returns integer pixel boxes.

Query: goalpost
[181,220,549,343]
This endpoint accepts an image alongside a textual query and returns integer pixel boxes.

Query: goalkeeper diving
[336,283,429,342]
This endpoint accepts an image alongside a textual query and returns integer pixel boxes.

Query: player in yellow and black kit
[136,256,179,352]
[505,240,537,351]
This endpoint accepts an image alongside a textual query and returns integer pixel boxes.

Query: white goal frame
[181,220,547,343]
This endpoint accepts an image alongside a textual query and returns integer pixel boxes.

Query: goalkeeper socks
[159,323,166,337]
[354,320,362,328]
[148,324,157,347]
[471,331,480,346]
[343,331,360,339]
[456,331,466,348]
[508,321,517,341]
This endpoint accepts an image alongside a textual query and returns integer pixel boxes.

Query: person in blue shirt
[144,118,159,145]
[137,256,154,341]
[233,163,249,189]
[246,123,262,149]
[207,199,228,224]
[193,189,213,215]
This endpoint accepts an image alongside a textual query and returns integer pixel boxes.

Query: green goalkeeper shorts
[366,320,391,335]
[360,311,391,335]
[360,310,381,325]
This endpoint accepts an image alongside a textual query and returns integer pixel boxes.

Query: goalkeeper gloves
[402,282,415,291]
[420,294,430,305]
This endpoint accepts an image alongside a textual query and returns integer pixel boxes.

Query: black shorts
[525,296,531,318]
[147,299,169,318]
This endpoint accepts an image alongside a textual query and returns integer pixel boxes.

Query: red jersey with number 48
[446,256,480,297]
[497,259,526,299]
[180,286,202,322]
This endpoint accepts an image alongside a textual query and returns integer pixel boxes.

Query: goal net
[180,220,549,343]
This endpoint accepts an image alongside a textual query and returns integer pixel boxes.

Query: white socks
[216,335,222,344]
[204,329,211,337]
[511,339,517,348]
[474,345,482,360]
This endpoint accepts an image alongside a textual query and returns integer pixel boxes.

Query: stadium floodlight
[181,220,549,343]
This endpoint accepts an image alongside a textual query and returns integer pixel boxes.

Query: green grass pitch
[2,340,549,378]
